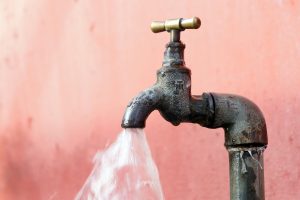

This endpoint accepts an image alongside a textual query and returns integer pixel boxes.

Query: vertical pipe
[227,147,265,200]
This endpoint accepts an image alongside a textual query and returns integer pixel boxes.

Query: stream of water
[75,128,164,200]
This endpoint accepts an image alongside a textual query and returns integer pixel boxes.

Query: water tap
[121,17,267,148]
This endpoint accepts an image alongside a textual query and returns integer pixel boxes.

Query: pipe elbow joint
[209,93,268,148]
[121,86,163,128]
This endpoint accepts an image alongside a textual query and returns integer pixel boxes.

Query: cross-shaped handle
[151,17,201,33]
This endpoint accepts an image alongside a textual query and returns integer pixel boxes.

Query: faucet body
[122,40,267,148]
[121,17,268,200]
[122,41,213,128]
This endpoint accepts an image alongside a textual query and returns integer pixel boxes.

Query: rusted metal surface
[121,17,268,200]
[209,93,268,147]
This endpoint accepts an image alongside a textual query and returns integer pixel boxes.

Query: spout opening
[121,87,162,128]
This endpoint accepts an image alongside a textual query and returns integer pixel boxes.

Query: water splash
[75,128,164,200]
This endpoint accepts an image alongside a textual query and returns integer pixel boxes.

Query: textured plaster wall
[0,0,300,199]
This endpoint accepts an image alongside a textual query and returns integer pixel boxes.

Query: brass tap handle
[151,17,201,33]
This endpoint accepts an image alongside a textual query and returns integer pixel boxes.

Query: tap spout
[121,86,163,128]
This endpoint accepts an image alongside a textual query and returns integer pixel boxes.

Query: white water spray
[75,128,164,200]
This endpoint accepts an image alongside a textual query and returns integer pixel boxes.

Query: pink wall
[1,0,300,199]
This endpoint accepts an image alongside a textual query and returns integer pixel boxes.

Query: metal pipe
[208,93,268,147]
[228,147,265,200]
[205,93,268,200]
